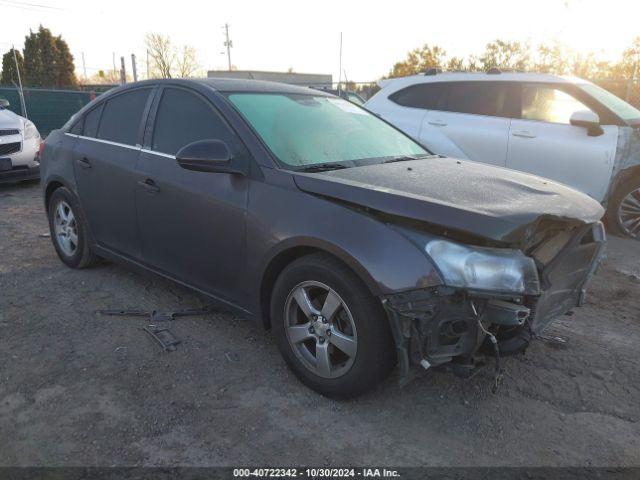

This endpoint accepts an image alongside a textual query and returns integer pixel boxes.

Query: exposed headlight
[425,239,540,294]
[23,120,40,141]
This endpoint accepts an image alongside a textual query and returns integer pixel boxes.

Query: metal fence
[0,86,108,137]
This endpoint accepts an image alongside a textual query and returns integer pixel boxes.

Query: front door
[72,88,153,257]
[507,84,618,201]
[135,86,249,303]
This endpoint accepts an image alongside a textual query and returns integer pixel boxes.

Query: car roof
[379,72,592,89]
[101,77,331,97]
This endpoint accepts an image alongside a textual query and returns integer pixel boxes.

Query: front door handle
[76,157,91,169]
[511,130,537,139]
[428,120,447,127]
[137,178,160,193]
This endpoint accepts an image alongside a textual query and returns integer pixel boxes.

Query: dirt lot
[1,180,639,467]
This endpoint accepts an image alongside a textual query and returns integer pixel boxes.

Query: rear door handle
[76,157,91,169]
[137,178,160,193]
[511,130,536,139]
[428,120,447,127]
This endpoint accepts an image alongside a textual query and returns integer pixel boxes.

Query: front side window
[152,88,234,155]
[97,89,150,145]
[440,82,509,117]
[227,93,427,168]
[389,83,444,109]
[520,86,591,124]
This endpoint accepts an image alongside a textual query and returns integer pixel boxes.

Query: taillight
[37,141,45,161]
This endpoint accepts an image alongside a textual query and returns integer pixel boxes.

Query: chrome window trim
[64,132,141,151]
[64,132,177,158]
[140,148,175,159]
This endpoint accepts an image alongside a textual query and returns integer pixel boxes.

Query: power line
[0,0,65,10]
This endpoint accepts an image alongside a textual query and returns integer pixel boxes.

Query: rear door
[507,84,617,201]
[372,82,445,140]
[72,88,153,257]
[135,86,249,302]
[420,81,514,166]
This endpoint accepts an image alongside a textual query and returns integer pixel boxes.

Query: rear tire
[48,187,100,269]
[606,176,640,239]
[271,253,396,398]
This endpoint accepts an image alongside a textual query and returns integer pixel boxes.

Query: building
[207,70,332,87]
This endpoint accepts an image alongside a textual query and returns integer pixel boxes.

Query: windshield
[227,93,427,168]
[578,83,640,124]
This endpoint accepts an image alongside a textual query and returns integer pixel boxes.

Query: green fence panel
[0,86,108,137]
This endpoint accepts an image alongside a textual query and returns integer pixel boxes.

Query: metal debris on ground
[96,306,214,352]
[142,325,181,352]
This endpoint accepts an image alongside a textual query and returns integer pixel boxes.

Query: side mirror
[0,99,9,109]
[570,110,604,137]
[176,139,245,175]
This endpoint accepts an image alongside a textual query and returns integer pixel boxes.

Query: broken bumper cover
[383,222,606,381]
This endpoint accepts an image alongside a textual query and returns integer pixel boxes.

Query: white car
[365,71,640,238]
[0,98,41,184]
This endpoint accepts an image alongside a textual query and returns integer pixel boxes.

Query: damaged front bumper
[382,222,606,384]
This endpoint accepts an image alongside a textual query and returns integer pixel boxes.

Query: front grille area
[0,142,21,156]
[0,129,20,136]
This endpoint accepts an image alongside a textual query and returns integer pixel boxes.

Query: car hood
[0,108,23,129]
[292,157,604,246]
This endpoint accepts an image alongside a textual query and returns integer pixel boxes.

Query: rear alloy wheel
[271,253,396,398]
[48,187,100,268]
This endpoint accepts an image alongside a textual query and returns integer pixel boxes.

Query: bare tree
[175,45,199,78]
[145,33,174,78]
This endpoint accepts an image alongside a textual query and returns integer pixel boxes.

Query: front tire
[606,176,640,239]
[271,253,396,398]
[48,187,100,269]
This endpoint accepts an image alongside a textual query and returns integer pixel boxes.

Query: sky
[1,0,639,84]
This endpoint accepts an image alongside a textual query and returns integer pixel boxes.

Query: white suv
[0,98,41,184]
[366,71,640,238]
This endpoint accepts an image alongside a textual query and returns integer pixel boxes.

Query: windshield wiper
[296,163,349,173]
[382,154,439,164]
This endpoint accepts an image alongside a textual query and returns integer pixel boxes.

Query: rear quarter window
[389,83,445,109]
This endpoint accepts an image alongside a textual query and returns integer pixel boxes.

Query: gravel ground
[1,180,639,467]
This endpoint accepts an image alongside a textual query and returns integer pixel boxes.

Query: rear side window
[439,82,509,117]
[97,89,150,146]
[152,88,234,156]
[389,83,444,109]
[69,117,83,135]
[83,104,103,138]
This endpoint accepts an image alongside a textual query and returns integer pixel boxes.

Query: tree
[1,48,25,85]
[388,44,447,77]
[478,39,530,71]
[145,33,174,78]
[534,41,569,75]
[175,45,199,78]
[22,25,76,87]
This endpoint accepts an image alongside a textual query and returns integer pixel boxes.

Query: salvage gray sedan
[41,79,605,397]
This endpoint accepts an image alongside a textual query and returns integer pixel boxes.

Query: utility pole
[81,52,87,80]
[337,32,343,95]
[120,56,126,84]
[146,49,150,79]
[12,45,27,118]
[626,51,639,102]
[131,53,138,82]
[223,23,233,71]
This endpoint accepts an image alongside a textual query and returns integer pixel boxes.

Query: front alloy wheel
[284,281,358,379]
[617,186,640,238]
[271,253,396,398]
